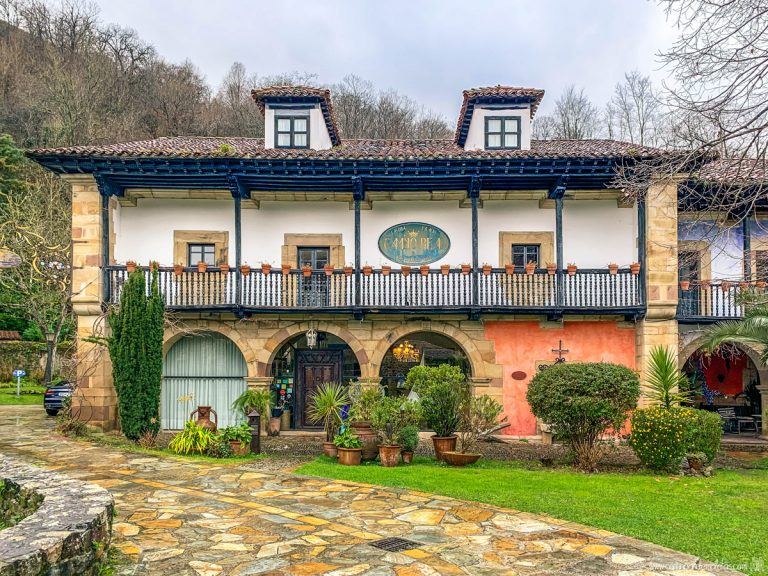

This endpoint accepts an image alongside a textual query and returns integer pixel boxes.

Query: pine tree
[107,266,165,440]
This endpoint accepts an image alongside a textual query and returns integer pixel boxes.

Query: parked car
[44,382,72,416]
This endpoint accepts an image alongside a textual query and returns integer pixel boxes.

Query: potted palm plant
[334,425,362,465]
[219,423,252,456]
[442,395,505,467]
[231,388,272,433]
[399,425,419,464]
[308,382,350,458]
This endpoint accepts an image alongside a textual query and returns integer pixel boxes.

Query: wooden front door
[296,349,343,428]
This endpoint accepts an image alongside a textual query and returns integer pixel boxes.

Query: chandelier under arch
[392,340,420,363]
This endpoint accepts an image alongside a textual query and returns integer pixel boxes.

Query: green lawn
[297,457,768,576]
[0,383,44,405]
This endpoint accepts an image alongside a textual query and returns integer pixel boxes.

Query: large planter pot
[401,450,414,464]
[431,435,457,462]
[229,441,250,456]
[379,444,402,467]
[337,447,362,466]
[267,417,281,437]
[442,451,481,467]
[351,421,379,461]
[323,442,338,458]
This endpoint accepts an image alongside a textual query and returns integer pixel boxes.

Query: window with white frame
[485,116,521,150]
[275,115,309,148]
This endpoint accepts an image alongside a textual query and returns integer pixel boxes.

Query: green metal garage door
[162,332,247,430]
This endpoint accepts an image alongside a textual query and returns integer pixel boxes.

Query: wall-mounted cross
[552,340,569,362]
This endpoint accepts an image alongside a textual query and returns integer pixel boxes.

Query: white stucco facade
[263,105,332,150]
[463,105,532,151]
[115,196,639,269]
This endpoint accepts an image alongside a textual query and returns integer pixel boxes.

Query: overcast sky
[94,0,679,119]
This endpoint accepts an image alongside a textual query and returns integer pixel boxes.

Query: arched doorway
[379,331,471,395]
[270,331,360,429]
[162,332,247,430]
[682,345,762,417]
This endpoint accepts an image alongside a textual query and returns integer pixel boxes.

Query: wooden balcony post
[469,177,481,311]
[555,197,564,308]
[353,177,364,309]
[234,195,242,308]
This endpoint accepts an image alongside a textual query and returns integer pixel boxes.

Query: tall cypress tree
[108,267,165,440]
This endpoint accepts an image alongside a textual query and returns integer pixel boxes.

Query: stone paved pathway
[0,407,744,576]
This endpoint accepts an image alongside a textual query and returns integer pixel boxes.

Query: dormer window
[275,115,309,148]
[485,116,521,150]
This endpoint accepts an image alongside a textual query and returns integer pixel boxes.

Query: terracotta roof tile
[0,331,21,341]
[28,136,664,161]
[698,158,768,184]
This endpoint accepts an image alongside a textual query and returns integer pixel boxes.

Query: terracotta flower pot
[281,263,291,276]
[461,264,471,275]
[382,265,391,276]
[525,263,536,275]
[323,442,338,458]
[401,450,414,464]
[343,266,353,277]
[219,263,230,274]
[240,264,251,275]
[363,265,373,276]
[482,264,492,276]
[441,265,450,276]
[739,281,749,290]
[173,264,183,277]
[431,435,457,462]
[757,281,766,289]
[337,447,362,466]
[630,263,641,275]
[420,265,430,276]
[126,261,137,273]
[401,265,411,277]
[302,266,313,278]
[379,445,402,467]
[608,264,618,275]
[721,281,731,292]
[546,264,557,276]
[197,262,207,273]
[261,263,272,275]
[324,264,334,276]
[442,451,481,467]
[567,265,577,276]
[680,280,690,291]
[229,441,250,456]
[505,264,514,275]
[268,417,281,437]
[351,422,379,461]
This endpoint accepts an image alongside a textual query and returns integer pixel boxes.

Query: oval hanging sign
[378,222,450,265]
[0,249,21,269]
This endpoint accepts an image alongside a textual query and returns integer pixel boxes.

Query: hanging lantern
[306,327,318,349]
[392,340,420,363]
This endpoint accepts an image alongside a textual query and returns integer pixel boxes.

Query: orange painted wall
[484,321,637,436]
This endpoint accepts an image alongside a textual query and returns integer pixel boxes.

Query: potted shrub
[461,263,471,275]
[219,423,252,456]
[420,264,430,276]
[349,385,382,461]
[261,262,272,275]
[630,262,641,275]
[324,263,334,276]
[406,364,466,461]
[302,263,313,277]
[566,263,577,276]
[126,260,137,273]
[680,280,691,291]
[240,263,251,275]
[382,264,391,276]
[401,265,411,277]
[362,264,373,276]
[371,396,419,467]
[524,261,536,275]
[343,264,353,277]
[441,264,450,276]
[608,263,619,275]
[334,425,362,465]
[281,263,291,275]
[232,388,272,433]
[546,262,557,276]
[197,261,208,273]
[482,263,492,276]
[173,263,183,276]
[308,382,350,458]
[443,395,505,467]
[399,424,419,464]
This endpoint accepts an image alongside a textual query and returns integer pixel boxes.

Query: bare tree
[532,114,558,140]
[533,85,599,140]
[607,71,662,146]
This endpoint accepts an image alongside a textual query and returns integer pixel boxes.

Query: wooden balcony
[677,282,749,321]
[105,266,643,316]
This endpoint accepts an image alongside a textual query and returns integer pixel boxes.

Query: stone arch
[163,324,258,377]
[679,333,766,381]
[258,321,370,377]
[370,323,489,380]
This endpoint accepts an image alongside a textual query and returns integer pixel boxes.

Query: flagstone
[395,509,445,525]
[582,544,615,556]
[142,548,185,562]
[113,522,140,536]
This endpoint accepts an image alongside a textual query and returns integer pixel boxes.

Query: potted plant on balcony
[261,262,272,275]
[739,281,749,291]
[362,264,373,276]
[399,424,419,464]
[441,264,450,276]
[504,263,514,275]
[546,262,557,276]
[680,280,691,291]
[720,280,731,292]
[567,263,577,276]
[308,382,350,458]
[334,425,362,466]
[382,264,391,276]
[420,264,430,276]
[401,265,411,277]
[443,395,505,467]
[126,260,137,273]
[174,262,184,276]
[482,263,492,276]
[197,260,208,273]
[281,263,291,275]
[219,423,252,456]
[343,264,353,277]
[608,263,619,275]
[240,263,251,276]
[461,263,471,275]
[630,262,641,275]
[302,263,313,278]
[324,263,334,276]
[525,261,536,275]
[219,261,230,274]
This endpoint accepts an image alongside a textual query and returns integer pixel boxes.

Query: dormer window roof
[251,85,340,147]
[454,86,545,147]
